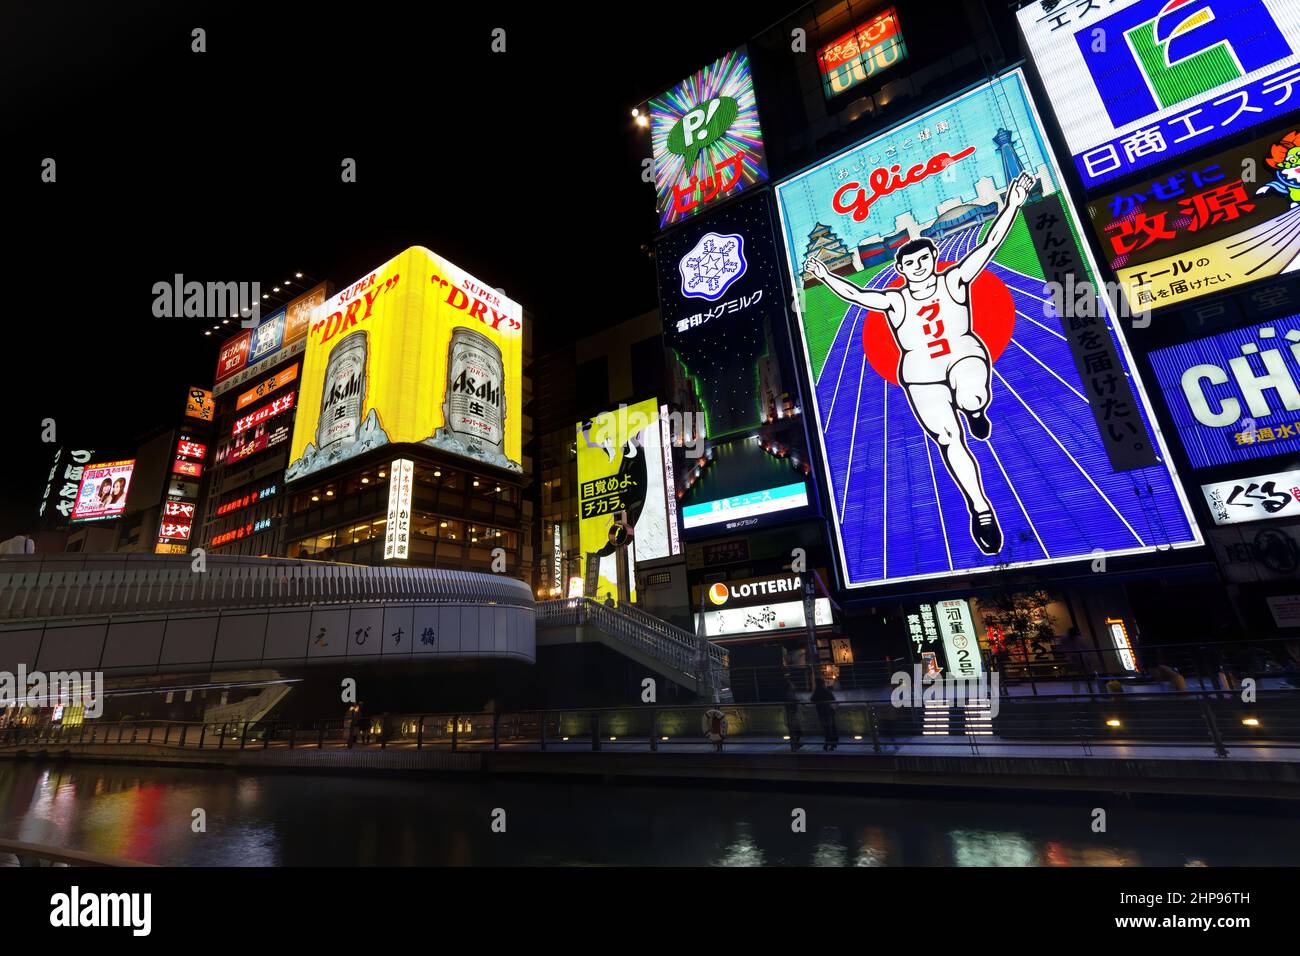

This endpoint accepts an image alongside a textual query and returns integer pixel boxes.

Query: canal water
[0,762,1295,866]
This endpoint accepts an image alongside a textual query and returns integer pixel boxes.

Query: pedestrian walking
[811,678,839,751]
[782,678,802,751]
[702,706,726,752]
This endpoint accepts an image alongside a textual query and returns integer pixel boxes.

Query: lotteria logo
[707,575,802,606]
[1079,0,1291,128]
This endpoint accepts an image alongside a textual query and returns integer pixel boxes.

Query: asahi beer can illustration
[443,327,505,457]
[318,330,368,452]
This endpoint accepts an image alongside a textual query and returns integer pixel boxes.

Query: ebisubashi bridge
[0,553,729,698]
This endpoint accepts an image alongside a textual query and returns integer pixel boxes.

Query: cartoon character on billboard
[804,170,1036,555]
[1257,131,1300,207]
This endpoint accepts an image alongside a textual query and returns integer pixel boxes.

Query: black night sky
[0,0,802,532]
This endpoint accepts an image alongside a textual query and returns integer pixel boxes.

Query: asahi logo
[451,366,502,411]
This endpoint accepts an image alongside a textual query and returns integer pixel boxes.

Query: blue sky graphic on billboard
[655,190,815,536]
[1017,0,1300,190]
[774,70,1201,589]
[1148,313,1300,469]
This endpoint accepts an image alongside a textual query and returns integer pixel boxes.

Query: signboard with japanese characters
[184,387,214,422]
[1017,0,1300,190]
[935,598,983,678]
[1148,314,1300,468]
[156,498,196,543]
[232,391,296,438]
[655,190,816,538]
[235,365,298,411]
[576,399,679,605]
[383,458,414,561]
[1088,123,1300,312]
[212,282,324,398]
[773,69,1201,590]
[650,46,768,229]
[38,447,95,528]
[817,7,908,99]
[1202,469,1300,525]
[695,596,833,638]
[70,460,135,523]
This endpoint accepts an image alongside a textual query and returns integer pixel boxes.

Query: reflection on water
[0,762,1296,866]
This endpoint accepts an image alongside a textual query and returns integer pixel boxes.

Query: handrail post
[147,725,154,745]
[117,723,125,744]
[288,724,296,750]
[492,712,500,751]
[649,709,658,751]
[866,704,883,754]
[451,715,459,752]
[264,722,271,749]
[591,712,601,751]
[218,722,227,750]
[163,724,170,746]
[196,724,204,749]
[239,721,248,750]
[539,713,546,752]
[1199,695,1229,758]
[317,723,325,749]
[416,715,423,750]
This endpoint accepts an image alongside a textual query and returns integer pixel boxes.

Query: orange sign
[285,282,327,348]
[185,387,214,421]
[235,365,299,411]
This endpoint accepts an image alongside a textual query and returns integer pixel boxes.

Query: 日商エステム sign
[1017,0,1300,190]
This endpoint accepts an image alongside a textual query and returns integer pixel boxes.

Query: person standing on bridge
[811,678,839,751]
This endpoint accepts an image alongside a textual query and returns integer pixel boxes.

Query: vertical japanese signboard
[383,458,414,561]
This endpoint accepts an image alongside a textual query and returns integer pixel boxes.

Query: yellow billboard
[287,247,524,481]
[576,399,679,605]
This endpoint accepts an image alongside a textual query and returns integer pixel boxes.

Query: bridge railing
[536,597,728,690]
[6,688,1298,760]
[0,555,533,623]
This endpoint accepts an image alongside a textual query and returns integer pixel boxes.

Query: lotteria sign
[1148,314,1300,468]
[1017,0,1300,190]
[774,70,1200,590]
[704,574,804,607]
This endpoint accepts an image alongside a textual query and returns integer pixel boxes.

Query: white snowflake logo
[679,232,747,301]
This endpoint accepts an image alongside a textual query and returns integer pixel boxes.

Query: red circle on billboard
[860,263,1015,385]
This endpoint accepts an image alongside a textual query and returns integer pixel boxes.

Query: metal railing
[6,688,1298,760]
[0,838,154,867]
[537,597,729,693]
[0,553,533,623]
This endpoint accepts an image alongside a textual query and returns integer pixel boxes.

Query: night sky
[0,0,800,532]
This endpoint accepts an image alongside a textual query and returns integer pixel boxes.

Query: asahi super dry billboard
[287,247,523,481]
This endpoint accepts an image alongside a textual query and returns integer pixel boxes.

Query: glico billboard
[650,46,768,230]
[773,69,1201,590]
[1088,121,1300,313]
[1148,313,1300,469]
[1017,0,1300,190]
[287,247,523,482]
[576,399,681,605]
